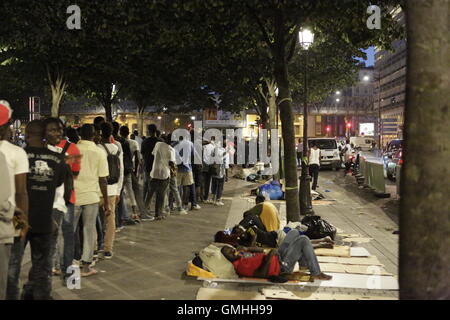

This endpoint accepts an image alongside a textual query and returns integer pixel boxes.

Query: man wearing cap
[0,101,29,300]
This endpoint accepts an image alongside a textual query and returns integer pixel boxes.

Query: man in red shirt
[44,118,82,284]
[221,230,332,282]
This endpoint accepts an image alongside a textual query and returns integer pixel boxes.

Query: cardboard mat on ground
[319,263,392,276]
[198,272,399,290]
[196,288,398,300]
[317,256,383,266]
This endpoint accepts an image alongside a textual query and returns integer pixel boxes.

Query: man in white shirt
[148,136,175,219]
[308,142,321,191]
[73,124,110,276]
[202,137,216,202]
[0,101,29,300]
[97,122,123,259]
[133,130,143,150]
[344,139,354,175]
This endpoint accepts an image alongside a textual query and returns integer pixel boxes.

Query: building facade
[374,10,406,147]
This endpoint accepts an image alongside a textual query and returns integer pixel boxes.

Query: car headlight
[334,152,338,157]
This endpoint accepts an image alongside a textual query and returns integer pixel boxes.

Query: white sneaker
[214,201,225,206]
[176,208,188,215]
[192,204,201,210]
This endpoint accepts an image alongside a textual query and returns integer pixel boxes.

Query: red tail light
[399,159,404,165]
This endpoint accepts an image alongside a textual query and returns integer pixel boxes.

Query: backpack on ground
[101,143,121,185]
[301,215,337,240]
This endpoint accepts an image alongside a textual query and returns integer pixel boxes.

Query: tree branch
[245,4,275,55]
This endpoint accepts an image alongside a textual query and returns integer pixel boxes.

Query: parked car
[308,138,341,170]
[386,149,403,180]
[350,136,375,151]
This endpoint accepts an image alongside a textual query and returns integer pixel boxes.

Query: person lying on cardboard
[220,229,333,283]
[214,224,334,249]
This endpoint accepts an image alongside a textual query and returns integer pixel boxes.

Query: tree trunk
[104,101,113,122]
[267,80,280,181]
[137,107,145,136]
[273,12,300,222]
[47,68,66,118]
[400,0,450,300]
[267,79,278,131]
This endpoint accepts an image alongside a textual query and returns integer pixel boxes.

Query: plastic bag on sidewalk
[301,215,337,240]
[257,181,284,200]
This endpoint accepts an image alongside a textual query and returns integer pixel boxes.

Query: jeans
[143,170,150,204]
[202,171,213,200]
[123,173,137,207]
[211,177,225,201]
[179,184,198,208]
[0,243,12,300]
[144,172,155,209]
[61,203,75,275]
[131,172,149,217]
[96,215,104,251]
[147,178,170,216]
[277,230,321,276]
[309,164,320,190]
[73,203,99,264]
[164,175,183,210]
[7,233,54,300]
[116,191,131,226]
[51,209,64,271]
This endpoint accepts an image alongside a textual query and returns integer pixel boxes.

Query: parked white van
[307,138,341,170]
[350,136,375,151]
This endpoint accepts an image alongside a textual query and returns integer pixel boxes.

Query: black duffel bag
[301,215,337,240]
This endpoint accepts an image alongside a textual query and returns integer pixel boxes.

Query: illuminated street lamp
[298,27,315,216]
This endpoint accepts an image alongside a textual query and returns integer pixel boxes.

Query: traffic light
[346,122,352,129]
[326,126,331,132]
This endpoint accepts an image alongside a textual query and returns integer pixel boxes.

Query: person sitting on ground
[221,229,332,282]
[214,225,334,250]
[242,195,280,232]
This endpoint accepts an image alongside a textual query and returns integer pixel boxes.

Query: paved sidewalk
[15,171,399,300]
[205,171,400,299]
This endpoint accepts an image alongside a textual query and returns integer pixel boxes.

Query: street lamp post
[298,28,314,216]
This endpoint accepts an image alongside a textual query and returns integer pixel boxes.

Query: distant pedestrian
[202,137,216,203]
[308,142,321,190]
[142,124,162,208]
[296,138,303,167]
[174,136,201,211]
[133,129,143,150]
[211,142,228,206]
[148,135,176,219]
[344,139,353,174]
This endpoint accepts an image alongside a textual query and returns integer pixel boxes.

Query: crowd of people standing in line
[0,100,234,300]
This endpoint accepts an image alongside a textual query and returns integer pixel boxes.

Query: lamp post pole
[377,75,382,153]
[299,48,314,216]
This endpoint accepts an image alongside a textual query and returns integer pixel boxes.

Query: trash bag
[257,181,284,200]
[301,215,337,240]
